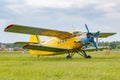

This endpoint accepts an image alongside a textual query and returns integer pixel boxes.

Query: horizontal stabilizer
[94,33,116,38]
[23,44,68,52]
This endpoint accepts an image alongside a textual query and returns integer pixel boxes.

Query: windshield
[78,33,87,44]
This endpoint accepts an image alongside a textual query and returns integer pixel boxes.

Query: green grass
[0,51,120,80]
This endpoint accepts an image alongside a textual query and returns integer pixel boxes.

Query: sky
[0,0,120,43]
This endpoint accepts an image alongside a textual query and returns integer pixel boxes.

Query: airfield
[0,51,120,80]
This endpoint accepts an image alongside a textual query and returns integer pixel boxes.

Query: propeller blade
[83,25,100,51]
[93,31,100,37]
[85,24,90,33]
[92,40,98,51]
[84,31,100,45]
[84,37,91,44]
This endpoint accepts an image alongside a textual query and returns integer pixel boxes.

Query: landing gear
[37,55,40,58]
[66,50,91,59]
[66,55,72,59]
[85,55,91,58]
[81,50,91,58]
[66,50,75,59]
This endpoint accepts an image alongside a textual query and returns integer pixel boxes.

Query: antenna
[72,25,76,32]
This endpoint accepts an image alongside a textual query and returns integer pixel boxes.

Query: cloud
[25,0,97,8]
[94,0,117,11]
[0,0,120,42]
[7,5,24,15]
[0,19,12,30]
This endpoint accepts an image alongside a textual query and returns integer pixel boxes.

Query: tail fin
[30,35,42,43]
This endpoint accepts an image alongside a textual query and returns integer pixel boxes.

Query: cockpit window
[78,33,87,44]
[73,31,82,36]
[79,32,87,39]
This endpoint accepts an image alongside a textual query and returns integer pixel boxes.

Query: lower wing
[14,42,38,45]
[84,46,109,52]
[23,44,68,52]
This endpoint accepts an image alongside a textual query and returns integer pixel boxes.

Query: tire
[66,55,72,59]
[86,55,91,58]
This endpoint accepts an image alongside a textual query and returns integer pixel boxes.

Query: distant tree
[117,45,120,50]
[6,43,22,48]
[95,41,120,50]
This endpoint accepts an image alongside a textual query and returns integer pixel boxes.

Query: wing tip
[4,24,14,31]
[23,43,30,49]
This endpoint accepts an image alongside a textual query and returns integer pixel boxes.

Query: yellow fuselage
[29,35,82,56]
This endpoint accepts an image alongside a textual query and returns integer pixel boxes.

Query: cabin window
[57,39,67,44]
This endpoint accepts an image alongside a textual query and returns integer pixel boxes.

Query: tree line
[98,41,120,50]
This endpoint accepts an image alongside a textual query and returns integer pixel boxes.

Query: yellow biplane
[4,24,116,58]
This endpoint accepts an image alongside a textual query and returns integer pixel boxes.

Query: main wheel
[86,55,91,58]
[37,55,40,58]
[66,55,72,59]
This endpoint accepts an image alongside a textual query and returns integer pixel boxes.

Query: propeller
[84,24,100,50]
[85,24,90,33]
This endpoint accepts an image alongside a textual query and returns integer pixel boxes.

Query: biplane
[4,24,116,58]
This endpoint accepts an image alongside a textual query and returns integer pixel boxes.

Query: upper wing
[4,24,72,39]
[95,33,116,38]
[23,44,68,52]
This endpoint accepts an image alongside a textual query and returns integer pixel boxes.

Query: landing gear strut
[66,50,75,59]
[79,50,91,58]
[66,50,91,59]
[66,55,72,59]
[37,55,40,58]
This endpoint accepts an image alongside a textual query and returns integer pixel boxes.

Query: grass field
[0,51,120,80]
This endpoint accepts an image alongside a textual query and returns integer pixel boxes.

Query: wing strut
[35,34,41,45]
[96,37,98,46]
